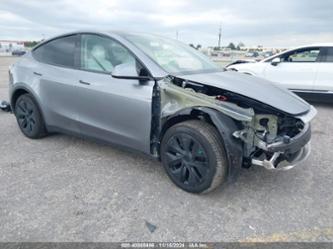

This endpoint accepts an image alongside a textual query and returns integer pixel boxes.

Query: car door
[313,47,333,92]
[263,47,322,90]
[75,34,154,153]
[32,35,81,134]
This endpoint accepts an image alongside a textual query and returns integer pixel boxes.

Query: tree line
[189,42,245,51]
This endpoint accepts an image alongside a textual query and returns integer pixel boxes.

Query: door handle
[79,80,91,85]
[33,72,42,76]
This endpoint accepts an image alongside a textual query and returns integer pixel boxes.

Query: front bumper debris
[252,123,312,171]
[257,123,311,154]
[252,143,311,171]
[234,114,313,171]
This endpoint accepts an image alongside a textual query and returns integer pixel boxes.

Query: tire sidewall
[161,123,222,193]
[15,94,45,138]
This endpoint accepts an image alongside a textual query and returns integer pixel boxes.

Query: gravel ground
[0,56,332,242]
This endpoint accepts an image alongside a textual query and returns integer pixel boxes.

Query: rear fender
[10,85,47,127]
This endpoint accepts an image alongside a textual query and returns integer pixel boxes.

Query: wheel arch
[11,88,29,111]
[11,86,47,128]
[11,85,41,112]
[239,71,254,76]
[160,107,244,179]
[226,66,255,75]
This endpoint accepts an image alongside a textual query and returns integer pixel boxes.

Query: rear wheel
[161,120,229,194]
[14,94,47,139]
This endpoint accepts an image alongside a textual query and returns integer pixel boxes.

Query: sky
[0,0,332,48]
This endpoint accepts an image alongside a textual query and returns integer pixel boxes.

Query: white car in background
[226,44,333,102]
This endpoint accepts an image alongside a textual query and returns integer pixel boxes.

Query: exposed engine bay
[158,76,313,171]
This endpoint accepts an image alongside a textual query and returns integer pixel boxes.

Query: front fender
[162,107,243,180]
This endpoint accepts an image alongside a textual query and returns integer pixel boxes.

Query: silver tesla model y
[8,31,316,193]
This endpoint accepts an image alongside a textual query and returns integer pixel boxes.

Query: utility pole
[218,25,222,49]
[176,30,179,40]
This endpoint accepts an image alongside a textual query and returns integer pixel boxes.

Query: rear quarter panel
[10,53,43,108]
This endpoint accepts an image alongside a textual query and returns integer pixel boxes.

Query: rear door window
[33,35,78,68]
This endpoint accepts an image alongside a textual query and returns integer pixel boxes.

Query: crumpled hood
[177,71,310,115]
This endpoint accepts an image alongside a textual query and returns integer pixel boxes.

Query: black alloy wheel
[15,94,46,138]
[165,133,209,187]
[161,120,228,194]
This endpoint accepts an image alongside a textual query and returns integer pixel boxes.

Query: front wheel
[160,120,229,194]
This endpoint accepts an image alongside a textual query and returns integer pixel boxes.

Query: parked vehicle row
[11,49,26,56]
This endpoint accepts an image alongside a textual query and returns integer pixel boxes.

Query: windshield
[123,33,221,74]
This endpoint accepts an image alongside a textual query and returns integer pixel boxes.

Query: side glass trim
[32,34,80,70]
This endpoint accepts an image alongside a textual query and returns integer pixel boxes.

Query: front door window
[80,34,136,73]
[282,48,320,63]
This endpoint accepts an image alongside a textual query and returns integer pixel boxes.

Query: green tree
[227,42,236,50]
[24,41,40,48]
[237,42,245,48]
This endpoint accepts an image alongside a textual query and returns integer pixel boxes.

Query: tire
[14,93,47,139]
[160,120,229,194]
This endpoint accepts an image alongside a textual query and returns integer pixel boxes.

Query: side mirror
[111,63,151,82]
[271,57,281,66]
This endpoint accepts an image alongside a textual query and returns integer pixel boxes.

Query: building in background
[0,40,25,53]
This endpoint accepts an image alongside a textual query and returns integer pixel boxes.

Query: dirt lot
[0,56,332,242]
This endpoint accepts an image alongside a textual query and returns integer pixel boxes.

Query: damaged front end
[233,110,314,170]
[158,76,316,171]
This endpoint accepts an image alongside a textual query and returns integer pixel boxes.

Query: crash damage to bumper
[158,76,316,171]
[232,106,316,170]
